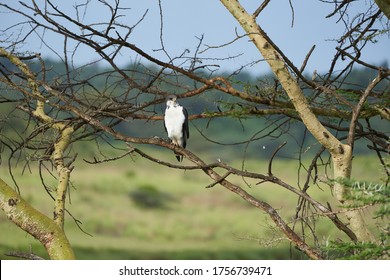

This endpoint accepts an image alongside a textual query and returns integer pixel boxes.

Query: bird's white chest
[164,105,185,139]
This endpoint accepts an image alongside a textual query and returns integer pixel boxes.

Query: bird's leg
[170,142,184,162]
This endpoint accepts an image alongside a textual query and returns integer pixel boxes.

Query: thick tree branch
[374,0,390,19]
[0,178,75,259]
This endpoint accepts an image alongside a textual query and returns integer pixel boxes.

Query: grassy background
[0,151,383,260]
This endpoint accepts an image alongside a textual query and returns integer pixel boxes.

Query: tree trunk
[375,0,390,19]
[332,147,375,242]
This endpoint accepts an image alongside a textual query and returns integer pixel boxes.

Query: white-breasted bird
[163,94,189,162]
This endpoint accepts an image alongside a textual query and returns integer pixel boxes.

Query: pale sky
[1,0,389,75]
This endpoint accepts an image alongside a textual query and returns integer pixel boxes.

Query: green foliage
[325,240,389,260]
[343,180,389,210]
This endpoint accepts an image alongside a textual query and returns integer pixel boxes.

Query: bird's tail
[174,151,183,162]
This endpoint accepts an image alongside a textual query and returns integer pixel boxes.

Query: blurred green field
[0,151,383,260]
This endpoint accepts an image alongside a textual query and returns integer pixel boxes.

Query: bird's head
[166,94,178,107]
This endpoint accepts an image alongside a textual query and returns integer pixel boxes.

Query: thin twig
[83,149,133,164]
[205,171,231,188]
[5,251,45,260]
[252,0,271,18]
[299,45,316,73]
[268,141,287,176]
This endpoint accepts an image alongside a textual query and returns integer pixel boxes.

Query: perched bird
[164,94,189,161]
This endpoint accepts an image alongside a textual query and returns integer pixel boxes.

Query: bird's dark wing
[163,121,167,134]
[163,111,167,133]
[182,107,189,142]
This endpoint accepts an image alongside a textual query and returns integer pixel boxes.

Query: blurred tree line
[1,57,388,159]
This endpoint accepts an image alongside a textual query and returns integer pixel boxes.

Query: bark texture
[0,178,75,259]
[375,0,390,19]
